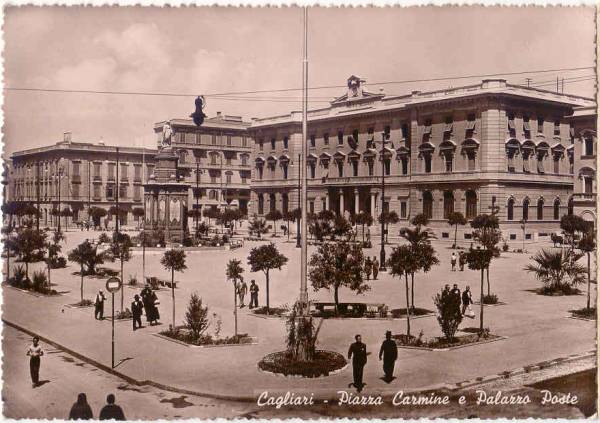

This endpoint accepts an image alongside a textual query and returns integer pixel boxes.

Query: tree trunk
[287,221,290,242]
[47,263,51,289]
[266,271,270,315]
[233,282,238,336]
[486,267,490,297]
[80,263,84,302]
[171,268,175,330]
[273,220,277,236]
[410,272,415,312]
[25,262,29,281]
[587,252,591,310]
[454,224,458,248]
[479,269,484,335]
[362,223,365,243]
[334,285,339,316]
[120,259,124,312]
[405,273,411,337]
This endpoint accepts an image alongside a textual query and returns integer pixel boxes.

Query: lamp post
[56,167,63,232]
[377,131,391,271]
[36,162,40,231]
[195,163,203,237]
[115,147,120,235]
[296,153,301,248]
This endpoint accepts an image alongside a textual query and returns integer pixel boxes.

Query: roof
[155,113,251,132]
[12,141,156,160]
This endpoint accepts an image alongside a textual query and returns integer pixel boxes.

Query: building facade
[153,113,252,216]
[9,133,156,228]
[249,76,596,242]
[567,106,597,225]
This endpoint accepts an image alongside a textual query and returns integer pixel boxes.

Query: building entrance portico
[325,186,377,217]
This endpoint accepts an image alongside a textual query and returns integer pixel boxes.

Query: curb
[152,333,259,348]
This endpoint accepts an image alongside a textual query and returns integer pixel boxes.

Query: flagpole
[299,6,309,313]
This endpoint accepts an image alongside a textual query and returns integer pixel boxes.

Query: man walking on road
[238,279,248,308]
[249,280,259,309]
[94,290,106,320]
[26,336,44,387]
[347,334,368,392]
[131,295,144,331]
[99,394,126,420]
[379,330,398,383]
[372,256,379,280]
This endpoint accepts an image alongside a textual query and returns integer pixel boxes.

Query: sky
[2,6,596,155]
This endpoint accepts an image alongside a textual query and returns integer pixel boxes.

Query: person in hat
[68,393,94,420]
[131,295,144,331]
[94,290,106,320]
[249,280,259,309]
[379,330,398,383]
[140,284,160,326]
[347,334,368,392]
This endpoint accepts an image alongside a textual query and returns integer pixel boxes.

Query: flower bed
[390,307,435,318]
[535,285,582,296]
[251,306,289,317]
[569,307,596,320]
[67,299,94,308]
[159,327,253,346]
[393,328,502,350]
[258,350,347,378]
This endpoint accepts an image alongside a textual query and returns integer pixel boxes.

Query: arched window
[465,190,477,219]
[209,190,217,200]
[282,193,289,214]
[422,191,433,220]
[523,198,530,221]
[507,198,515,221]
[443,191,454,219]
[258,194,264,215]
[269,193,276,213]
[537,198,544,220]
[568,197,574,216]
[553,199,560,220]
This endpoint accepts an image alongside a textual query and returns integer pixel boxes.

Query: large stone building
[153,112,252,216]
[9,133,156,228]
[249,76,596,242]
[567,105,597,225]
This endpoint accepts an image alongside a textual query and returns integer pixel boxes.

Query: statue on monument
[161,122,173,149]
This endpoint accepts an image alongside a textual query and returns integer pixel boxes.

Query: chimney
[63,132,72,143]
[216,111,222,119]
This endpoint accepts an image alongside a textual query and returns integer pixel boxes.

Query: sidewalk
[3,281,595,401]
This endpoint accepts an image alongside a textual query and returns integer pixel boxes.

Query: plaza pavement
[2,229,596,400]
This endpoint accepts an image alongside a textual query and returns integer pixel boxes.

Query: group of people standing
[450,251,467,272]
[68,393,126,420]
[93,285,160,331]
[363,256,380,281]
[236,279,260,309]
[347,331,399,392]
[442,283,475,318]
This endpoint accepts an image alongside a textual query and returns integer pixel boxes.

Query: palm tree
[447,211,467,248]
[465,247,494,335]
[471,214,502,296]
[161,249,187,329]
[265,210,283,237]
[352,212,373,244]
[387,245,419,337]
[226,259,244,336]
[378,211,399,243]
[578,230,596,310]
[524,249,586,293]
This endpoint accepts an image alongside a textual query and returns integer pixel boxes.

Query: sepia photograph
[1,5,597,420]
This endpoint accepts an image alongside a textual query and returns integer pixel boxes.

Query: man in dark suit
[347,334,368,392]
[131,295,144,331]
[379,330,398,382]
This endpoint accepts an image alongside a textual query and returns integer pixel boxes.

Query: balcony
[71,175,81,184]
[93,175,102,183]
[107,175,115,182]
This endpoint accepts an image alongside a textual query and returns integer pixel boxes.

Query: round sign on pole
[106,277,122,293]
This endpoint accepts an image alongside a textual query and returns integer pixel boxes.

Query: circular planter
[258,350,347,378]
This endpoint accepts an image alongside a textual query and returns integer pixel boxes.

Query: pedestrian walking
[140,285,160,326]
[462,286,474,318]
[451,284,462,314]
[238,279,248,308]
[364,257,372,281]
[450,252,457,271]
[347,334,368,392]
[26,336,44,387]
[99,394,126,420]
[68,393,94,420]
[378,330,398,383]
[441,284,451,302]
[459,251,466,271]
[131,295,144,331]
[94,290,106,320]
[249,280,259,309]
[372,256,379,280]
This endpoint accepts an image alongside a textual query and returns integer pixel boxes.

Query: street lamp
[376,131,392,271]
[194,164,204,237]
[296,154,301,248]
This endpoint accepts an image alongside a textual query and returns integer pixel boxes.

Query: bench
[311,302,387,318]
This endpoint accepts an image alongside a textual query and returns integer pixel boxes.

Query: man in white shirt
[26,336,44,387]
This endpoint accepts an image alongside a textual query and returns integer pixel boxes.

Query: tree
[471,214,502,296]
[248,216,268,239]
[13,227,47,280]
[308,241,369,315]
[89,207,107,229]
[68,240,105,275]
[524,249,586,293]
[247,243,288,314]
[387,245,419,337]
[331,215,353,241]
[161,249,187,329]
[433,286,463,342]
[378,211,399,243]
[44,229,65,289]
[2,228,16,283]
[560,214,587,251]
[185,293,210,339]
[203,207,219,225]
[578,230,596,310]
[132,207,145,229]
[61,207,73,230]
[352,212,373,243]
[108,232,133,312]
[465,247,494,335]
[108,206,128,227]
[225,259,244,336]
[68,240,104,302]
[265,210,283,237]
[283,210,296,242]
[411,213,430,228]
[447,211,467,248]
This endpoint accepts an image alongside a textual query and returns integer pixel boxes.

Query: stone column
[325,192,330,211]
[354,189,360,214]
[339,189,345,215]
[370,192,377,218]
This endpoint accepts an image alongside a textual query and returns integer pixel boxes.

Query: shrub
[433,288,463,342]
[74,299,94,307]
[98,233,111,244]
[185,293,210,339]
[182,236,194,247]
[116,309,133,319]
[393,330,425,347]
[11,265,29,289]
[49,256,67,269]
[258,350,346,377]
[31,270,48,293]
[502,242,509,252]
[483,294,499,304]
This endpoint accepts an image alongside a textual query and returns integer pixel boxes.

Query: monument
[143,122,191,244]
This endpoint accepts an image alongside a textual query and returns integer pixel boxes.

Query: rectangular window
[270,138,276,150]
[134,165,142,181]
[93,184,101,199]
[352,161,358,176]
[211,155,217,165]
[424,155,432,173]
[467,152,476,171]
[310,163,315,179]
[537,156,544,173]
[338,131,344,145]
[400,201,407,219]
[226,135,232,146]
[537,117,544,133]
[523,116,531,134]
[120,164,128,180]
[553,157,560,174]
[445,155,453,172]
[72,162,80,176]
[226,173,232,184]
[353,129,360,144]
[367,127,374,140]
[119,185,127,199]
[72,184,79,198]
[242,137,248,147]
[93,163,101,178]
[309,201,315,214]
[310,135,315,148]
[323,133,329,145]
[241,155,248,166]
[241,175,247,184]
[226,157,231,166]
[585,176,593,194]
[106,184,114,200]
[211,134,217,145]
[211,175,217,184]
[283,136,289,149]
[444,116,453,133]
[337,161,343,177]
[401,123,409,140]
[554,120,561,136]
[134,185,141,201]
[108,163,115,180]
[259,139,264,151]
[401,159,408,175]
[585,137,594,156]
